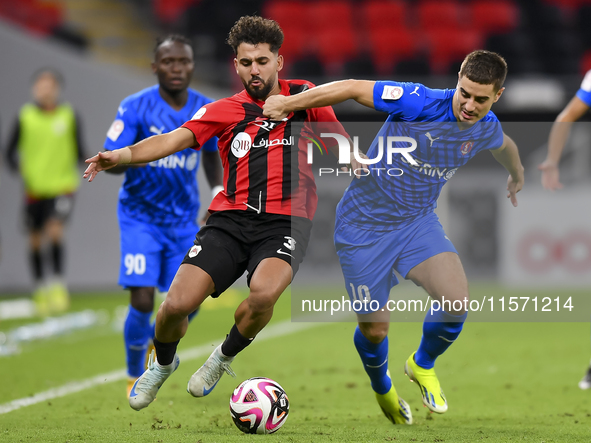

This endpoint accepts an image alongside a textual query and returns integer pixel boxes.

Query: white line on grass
[0,319,323,415]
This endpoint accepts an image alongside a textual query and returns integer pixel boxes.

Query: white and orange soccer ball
[229,377,289,434]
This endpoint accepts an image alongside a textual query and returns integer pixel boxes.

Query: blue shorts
[118,208,198,292]
[334,212,457,313]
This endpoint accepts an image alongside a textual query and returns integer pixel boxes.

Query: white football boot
[187,344,236,397]
[128,350,179,411]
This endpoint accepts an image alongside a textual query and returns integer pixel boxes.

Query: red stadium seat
[262,1,312,69]
[263,1,308,29]
[425,28,483,74]
[279,26,309,63]
[153,0,198,25]
[417,0,463,30]
[313,27,358,73]
[308,1,354,31]
[469,0,520,35]
[367,26,420,74]
[0,0,64,36]
[362,0,409,30]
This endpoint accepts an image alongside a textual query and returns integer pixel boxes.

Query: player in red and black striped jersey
[84,16,360,411]
[181,77,335,220]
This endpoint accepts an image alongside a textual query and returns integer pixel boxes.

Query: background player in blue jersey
[264,50,524,425]
[539,69,591,192]
[539,69,591,388]
[103,35,222,396]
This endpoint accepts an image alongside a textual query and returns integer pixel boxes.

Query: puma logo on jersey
[149,125,164,135]
[425,132,440,147]
[410,86,420,96]
[118,106,127,115]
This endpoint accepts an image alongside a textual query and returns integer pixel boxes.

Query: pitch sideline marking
[0,320,322,415]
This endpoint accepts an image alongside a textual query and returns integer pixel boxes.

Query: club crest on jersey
[460,141,474,156]
[231,132,252,158]
[382,85,403,101]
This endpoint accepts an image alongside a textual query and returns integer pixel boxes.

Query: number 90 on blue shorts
[118,208,198,293]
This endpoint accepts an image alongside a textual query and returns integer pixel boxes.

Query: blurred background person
[539,69,591,191]
[539,68,591,390]
[4,68,85,315]
[102,34,222,397]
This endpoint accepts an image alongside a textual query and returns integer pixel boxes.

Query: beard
[244,75,275,101]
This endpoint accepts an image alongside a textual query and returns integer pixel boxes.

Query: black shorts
[25,194,75,231]
[181,210,312,297]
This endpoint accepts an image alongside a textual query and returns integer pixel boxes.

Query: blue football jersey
[104,85,217,226]
[338,81,504,229]
[576,70,591,106]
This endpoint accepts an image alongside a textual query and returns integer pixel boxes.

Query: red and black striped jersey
[182,79,347,220]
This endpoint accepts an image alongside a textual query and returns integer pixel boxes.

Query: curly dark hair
[154,34,193,56]
[226,16,284,54]
[459,50,507,92]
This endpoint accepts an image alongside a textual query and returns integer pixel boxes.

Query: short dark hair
[459,50,507,92]
[226,16,284,54]
[154,34,193,56]
[31,68,63,87]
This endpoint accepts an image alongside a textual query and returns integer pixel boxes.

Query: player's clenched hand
[538,160,563,191]
[506,173,524,207]
[263,95,289,120]
[83,151,121,182]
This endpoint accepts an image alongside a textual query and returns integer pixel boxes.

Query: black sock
[50,242,63,276]
[153,338,179,366]
[30,249,43,281]
[221,324,253,357]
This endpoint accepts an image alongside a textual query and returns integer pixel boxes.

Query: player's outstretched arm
[84,127,196,182]
[263,80,376,120]
[538,96,589,191]
[491,133,524,207]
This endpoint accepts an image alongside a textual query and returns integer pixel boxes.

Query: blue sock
[354,326,392,395]
[124,305,152,378]
[414,309,467,369]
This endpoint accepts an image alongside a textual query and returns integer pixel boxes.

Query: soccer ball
[229,377,289,434]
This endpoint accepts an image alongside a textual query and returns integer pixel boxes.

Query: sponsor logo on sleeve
[192,107,207,120]
[382,85,404,101]
[106,119,125,141]
[581,71,591,92]
[188,245,202,258]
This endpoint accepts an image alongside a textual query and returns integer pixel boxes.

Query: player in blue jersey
[539,69,591,191]
[264,50,524,425]
[539,69,591,389]
[103,35,222,397]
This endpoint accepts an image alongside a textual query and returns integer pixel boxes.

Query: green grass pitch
[1,286,590,442]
